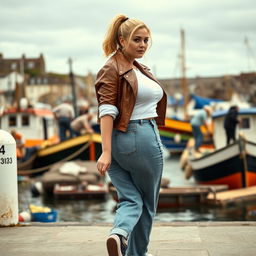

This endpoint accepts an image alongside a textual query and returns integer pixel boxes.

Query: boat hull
[159,118,213,153]
[18,134,102,176]
[159,118,192,153]
[190,140,256,189]
[246,142,256,187]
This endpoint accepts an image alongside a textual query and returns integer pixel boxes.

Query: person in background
[52,101,75,141]
[190,105,212,153]
[71,104,94,136]
[10,129,25,159]
[10,129,38,162]
[95,14,167,256]
[224,105,240,145]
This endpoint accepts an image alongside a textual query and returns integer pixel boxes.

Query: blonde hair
[102,14,151,57]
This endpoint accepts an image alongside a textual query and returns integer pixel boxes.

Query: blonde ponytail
[102,14,151,57]
[103,14,128,57]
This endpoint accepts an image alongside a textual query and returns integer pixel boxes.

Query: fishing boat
[158,28,218,154]
[33,160,104,195]
[0,103,58,147]
[158,29,191,154]
[18,133,102,176]
[159,113,214,154]
[188,108,256,189]
[159,117,192,153]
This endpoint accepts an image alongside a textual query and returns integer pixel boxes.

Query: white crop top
[130,68,163,120]
[99,68,163,120]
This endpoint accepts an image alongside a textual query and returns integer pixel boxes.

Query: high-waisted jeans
[108,119,164,256]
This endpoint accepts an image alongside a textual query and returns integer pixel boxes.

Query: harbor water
[18,152,256,223]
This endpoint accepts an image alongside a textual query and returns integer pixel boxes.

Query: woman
[95,14,167,256]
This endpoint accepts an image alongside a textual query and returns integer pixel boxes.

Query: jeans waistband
[129,119,155,125]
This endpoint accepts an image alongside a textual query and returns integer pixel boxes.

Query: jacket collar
[113,50,150,76]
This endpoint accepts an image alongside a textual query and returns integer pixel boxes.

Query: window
[21,115,30,126]
[30,78,35,84]
[240,117,250,129]
[11,62,17,70]
[9,115,17,127]
[27,61,35,69]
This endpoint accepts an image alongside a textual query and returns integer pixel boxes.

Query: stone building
[25,72,95,107]
[0,53,96,107]
[159,72,256,104]
[0,53,45,76]
[0,72,24,107]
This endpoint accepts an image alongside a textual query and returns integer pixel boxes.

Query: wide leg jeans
[108,119,164,256]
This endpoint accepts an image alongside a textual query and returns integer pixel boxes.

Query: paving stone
[156,249,209,256]
[0,222,256,256]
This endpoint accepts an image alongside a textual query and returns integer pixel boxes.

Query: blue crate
[31,209,58,222]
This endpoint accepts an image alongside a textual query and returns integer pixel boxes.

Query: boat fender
[30,181,44,197]
[161,178,170,188]
[184,164,193,180]
[18,211,31,222]
[179,149,188,170]
[174,134,181,143]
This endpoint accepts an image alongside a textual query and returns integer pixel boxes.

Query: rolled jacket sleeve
[99,104,119,119]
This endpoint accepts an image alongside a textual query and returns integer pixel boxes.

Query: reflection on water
[18,182,116,223]
[18,153,256,222]
[155,204,256,222]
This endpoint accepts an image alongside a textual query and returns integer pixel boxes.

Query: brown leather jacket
[95,51,167,132]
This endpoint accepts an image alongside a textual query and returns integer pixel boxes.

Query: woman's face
[120,27,150,61]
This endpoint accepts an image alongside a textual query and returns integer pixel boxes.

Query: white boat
[189,108,256,189]
[0,103,58,147]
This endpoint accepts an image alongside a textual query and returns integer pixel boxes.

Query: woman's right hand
[96,151,111,176]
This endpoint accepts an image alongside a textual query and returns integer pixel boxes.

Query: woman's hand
[97,151,111,176]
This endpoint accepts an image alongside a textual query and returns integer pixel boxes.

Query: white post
[0,130,18,226]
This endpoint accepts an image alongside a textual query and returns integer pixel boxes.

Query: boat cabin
[0,107,58,147]
[212,108,256,149]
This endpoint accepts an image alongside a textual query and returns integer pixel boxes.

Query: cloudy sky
[1,0,256,79]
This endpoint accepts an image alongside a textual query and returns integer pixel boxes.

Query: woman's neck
[122,52,134,65]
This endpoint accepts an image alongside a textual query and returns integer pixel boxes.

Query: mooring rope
[18,142,91,176]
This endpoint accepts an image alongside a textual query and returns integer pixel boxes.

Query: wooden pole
[68,58,78,117]
[180,29,189,119]
[238,136,248,188]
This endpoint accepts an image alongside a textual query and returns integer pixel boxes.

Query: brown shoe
[107,234,127,256]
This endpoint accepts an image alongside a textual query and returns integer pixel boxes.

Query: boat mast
[180,29,189,119]
[244,36,256,72]
[68,58,78,117]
